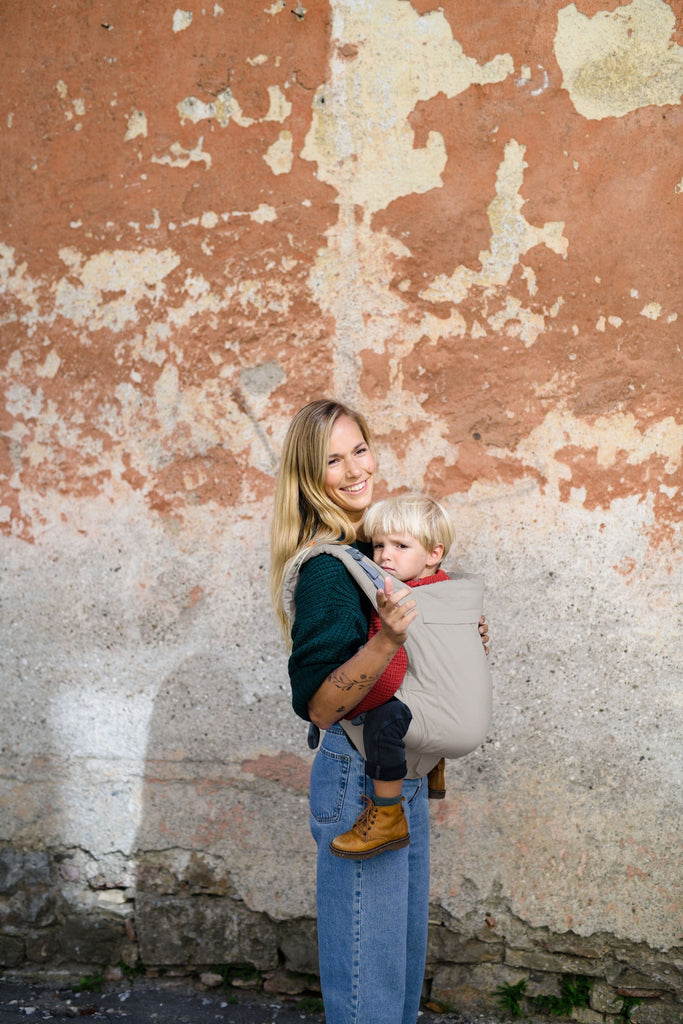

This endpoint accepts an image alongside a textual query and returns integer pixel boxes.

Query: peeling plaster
[503,406,682,498]
[421,139,567,340]
[0,244,42,335]
[307,211,416,395]
[35,350,61,380]
[264,130,294,175]
[125,109,148,141]
[54,248,181,332]
[301,0,516,395]
[172,9,193,33]
[152,137,211,169]
[178,85,292,129]
[249,204,277,223]
[555,0,683,119]
[301,0,513,212]
[640,301,663,320]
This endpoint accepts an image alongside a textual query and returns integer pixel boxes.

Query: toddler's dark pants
[353,697,413,781]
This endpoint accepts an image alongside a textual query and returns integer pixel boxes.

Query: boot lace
[352,795,378,838]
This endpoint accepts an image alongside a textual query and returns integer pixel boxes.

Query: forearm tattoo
[328,667,381,716]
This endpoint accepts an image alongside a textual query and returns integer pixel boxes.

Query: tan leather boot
[329,796,410,859]
[427,757,446,799]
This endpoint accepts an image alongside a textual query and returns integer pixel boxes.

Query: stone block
[505,947,605,977]
[430,962,524,1015]
[135,894,278,971]
[277,917,319,975]
[543,931,609,960]
[119,942,140,969]
[26,929,60,963]
[3,891,52,929]
[611,945,683,996]
[590,979,622,1014]
[263,969,310,995]
[427,924,466,962]
[136,850,234,897]
[57,914,125,965]
[571,1007,604,1024]
[0,849,51,891]
[610,967,669,993]
[200,971,224,988]
[0,850,24,892]
[0,933,24,967]
[458,939,503,964]
[24,890,59,927]
[630,999,683,1024]
[524,973,562,999]
[609,965,681,999]
[428,923,503,965]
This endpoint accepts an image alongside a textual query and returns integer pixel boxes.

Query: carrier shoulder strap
[282,542,388,625]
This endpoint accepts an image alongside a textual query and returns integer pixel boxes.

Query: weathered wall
[1,0,681,1019]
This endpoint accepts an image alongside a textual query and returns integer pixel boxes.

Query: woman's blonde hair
[270,399,376,637]
[363,493,456,561]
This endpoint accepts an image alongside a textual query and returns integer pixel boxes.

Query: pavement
[0,977,513,1024]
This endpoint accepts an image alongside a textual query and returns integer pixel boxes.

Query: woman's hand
[479,615,490,656]
[376,575,417,645]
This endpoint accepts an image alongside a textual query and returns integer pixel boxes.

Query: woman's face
[324,415,375,525]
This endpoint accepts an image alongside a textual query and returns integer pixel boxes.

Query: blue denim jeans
[309,724,430,1024]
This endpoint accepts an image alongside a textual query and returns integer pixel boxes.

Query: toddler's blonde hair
[363,492,456,561]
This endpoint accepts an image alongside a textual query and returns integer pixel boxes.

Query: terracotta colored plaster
[1,4,337,479]
[240,752,312,794]
[2,0,680,542]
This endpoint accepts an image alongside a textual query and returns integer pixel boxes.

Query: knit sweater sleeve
[288,553,371,721]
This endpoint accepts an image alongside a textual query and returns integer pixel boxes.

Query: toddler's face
[372,531,440,582]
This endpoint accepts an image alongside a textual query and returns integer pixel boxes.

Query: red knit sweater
[345,568,449,718]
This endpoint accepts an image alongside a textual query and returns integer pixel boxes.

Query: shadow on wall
[0,522,316,978]
[132,647,319,976]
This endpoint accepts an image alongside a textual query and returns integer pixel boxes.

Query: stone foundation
[1,846,680,1023]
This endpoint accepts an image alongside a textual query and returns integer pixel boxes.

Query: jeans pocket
[310,745,351,824]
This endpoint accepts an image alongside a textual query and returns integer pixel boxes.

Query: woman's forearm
[307,631,402,730]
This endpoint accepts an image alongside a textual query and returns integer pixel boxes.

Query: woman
[270,399,487,1024]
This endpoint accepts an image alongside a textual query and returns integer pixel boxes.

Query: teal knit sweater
[288,542,373,721]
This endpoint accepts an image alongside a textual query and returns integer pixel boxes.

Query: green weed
[494,978,527,1018]
[617,995,642,1020]
[119,959,145,979]
[72,972,105,993]
[212,963,261,987]
[295,995,325,1013]
[495,973,593,1020]
[531,974,592,1016]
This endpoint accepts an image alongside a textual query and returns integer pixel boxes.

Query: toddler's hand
[479,614,490,656]
[376,575,417,645]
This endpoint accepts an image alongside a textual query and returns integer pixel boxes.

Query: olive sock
[373,794,402,806]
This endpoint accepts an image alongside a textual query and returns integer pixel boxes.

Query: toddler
[329,493,455,860]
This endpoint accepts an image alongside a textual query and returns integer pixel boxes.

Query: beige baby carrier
[283,543,492,778]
